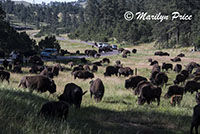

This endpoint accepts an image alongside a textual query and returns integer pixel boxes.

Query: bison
[38,101,69,119]
[162,63,173,71]
[185,80,200,94]
[174,64,182,73]
[115,60,121,65]
[89,78,105,102]
[152,72,168,86]
[18,75,56,94]
[164,85,184,99]
[104,66,119,77]
[150,60,158,66]
[173,74,186,85]
[181,70,189,79]
[177,53,185,57]
[58,83,87,108]
[102,58,110,64]
[0,70,10,83]
[93,61,102,66]
[171,57,181,62]
[118,67,133,77]
[134,80,150,95]
[74,70,94,79]
[29,65,44,74]
[91,65,98,72]
[125,76,147,89]
[138,85,162,106]
[191,104,200,134]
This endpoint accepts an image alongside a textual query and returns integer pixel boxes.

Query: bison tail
[82,91,87,96]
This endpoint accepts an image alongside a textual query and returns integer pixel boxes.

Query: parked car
[112,45,117,50]
[97,43,103,48]
[40,48,57,58]
[102,43,110,48]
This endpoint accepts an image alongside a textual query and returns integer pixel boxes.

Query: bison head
[94,94,103,102]
[137,96,145,105]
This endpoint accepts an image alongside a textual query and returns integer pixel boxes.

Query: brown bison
[152,72,168,86]
[173,74,186,85]
[91,65,98,72]
[185,80,200,94]
[180,70,189,79]
[122,53,127,58]
[135,80,150,95]
[164,85,184,99]
[118,48,124,53]
[177,53,185,57]
[162,63,173,71]
[89,78,105,102]
[0,70,10,83]
[151,64,160,73]
[102,58,110,64]
[74,70,94,79]
[104,66,119,77]
[125,76,147,89]
[150,60,158,66]
[174,64,182,73]
[191,104,200,134]
[29,65,44,74]
[38,101,69,118]
[71,65,84,75]
[18,75,56,94]
[138,84,162,106]
[115,60,121,65]
[93,61,102,66]
[58,83,87,108]
[118,67,133,77]
[171,57,181,62]
[154,51,170,56]
[123,50,131,56]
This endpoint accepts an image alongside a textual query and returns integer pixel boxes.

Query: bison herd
[1,48,200,134]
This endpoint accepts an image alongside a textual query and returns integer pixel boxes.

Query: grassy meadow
[0,39,200,134]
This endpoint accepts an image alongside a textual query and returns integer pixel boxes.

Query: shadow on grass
[68,106,191,134]
[0,88,191,134]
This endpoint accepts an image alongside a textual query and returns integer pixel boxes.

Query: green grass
[0,41,199,134]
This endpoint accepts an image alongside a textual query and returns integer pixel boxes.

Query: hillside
[0,41,198,134]
[13,0,31,6]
